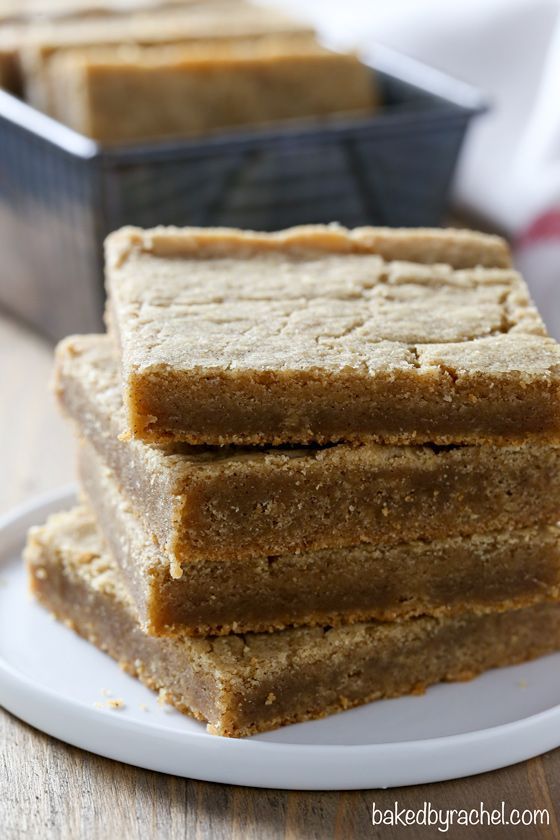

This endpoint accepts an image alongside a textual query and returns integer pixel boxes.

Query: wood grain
[1,312,559,840]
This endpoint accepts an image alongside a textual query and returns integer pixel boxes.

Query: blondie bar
[55,335,560,572]
[26,508,560,737]
[79,440,560,636]
[20,4,314,111]
[105,224,560,446]
[46,40,374,144]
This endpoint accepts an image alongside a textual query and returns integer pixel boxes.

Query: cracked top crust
[103,224,560,445]
[106,223,552,376]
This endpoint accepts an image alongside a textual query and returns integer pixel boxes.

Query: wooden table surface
[1,312,560,840]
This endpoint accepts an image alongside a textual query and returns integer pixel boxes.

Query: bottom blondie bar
[25,509,560,738]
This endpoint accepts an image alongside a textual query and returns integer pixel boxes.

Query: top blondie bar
[105,224,560,446]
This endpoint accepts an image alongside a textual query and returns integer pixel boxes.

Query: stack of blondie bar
[25,224,560,737]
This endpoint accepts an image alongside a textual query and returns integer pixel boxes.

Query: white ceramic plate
[2,487,560,790]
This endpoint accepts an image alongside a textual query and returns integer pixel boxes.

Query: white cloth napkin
[262,0,560,336]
